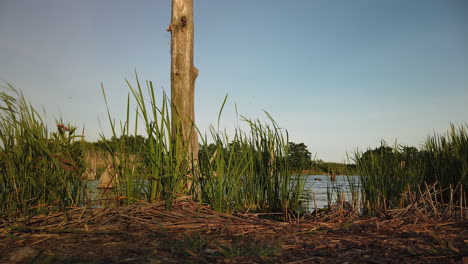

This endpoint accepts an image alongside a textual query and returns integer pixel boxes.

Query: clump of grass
[101,76,195,210]
[346,174,361,210]
[326,181,343,209]
[101,75,305,214]
[354,142,424,214]
[354,124,467,215]
[0,85,85,217]
[423,124,468,203]
[197,111,305,214]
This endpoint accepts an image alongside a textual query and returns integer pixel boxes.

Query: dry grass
[1,197,467,264]
[83,149,110,173]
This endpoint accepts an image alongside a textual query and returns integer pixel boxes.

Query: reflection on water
[85,180,101,200]
[85,176,361,212]
[300,175,360,212]
[84,180,117,208]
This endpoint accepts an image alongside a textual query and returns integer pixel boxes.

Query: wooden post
[168,0,199,191]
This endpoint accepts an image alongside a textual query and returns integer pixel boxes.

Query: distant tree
[288,142,313,170]
[401,146,419,161]
[88,135,147,154]
[358,144,395,164]
[359,144,421,163]
[357,143,423,173]
[313,161,356,175]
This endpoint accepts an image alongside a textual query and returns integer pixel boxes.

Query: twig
[312,192,317,217]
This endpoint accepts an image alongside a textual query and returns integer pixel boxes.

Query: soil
[1,198,467,264]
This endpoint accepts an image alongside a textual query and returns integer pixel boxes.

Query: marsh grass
[346,174,361,210]
[0,85,85,216]
[423,124,468,203]
[354,124,467,215]
[354,142,424,213]
[198,114,305,214]
[101,76,305,214]
[3,77,465,221]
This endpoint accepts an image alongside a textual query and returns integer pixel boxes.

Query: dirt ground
[1,198,467,264]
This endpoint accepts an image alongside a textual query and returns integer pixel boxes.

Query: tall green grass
[354,142,424,213]
[354,124,468,214]
[101,76,305,214]
[423,124,468,202]
[197,114,305,213]
[0,85,85,216]
[101,78,192,210]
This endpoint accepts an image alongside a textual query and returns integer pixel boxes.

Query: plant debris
[1,197,467,263]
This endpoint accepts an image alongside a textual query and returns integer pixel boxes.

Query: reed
[101,76,305,214]
[354,124,467,215]
[100,78,187,209]
[345,165,361,210]
[354,142,424,214]
[0,85,85,216]
[197,113,305,214]
[422,124,468,203]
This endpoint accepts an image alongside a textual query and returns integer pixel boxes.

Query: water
[85,179,101,201]
[84,180,119,208]
[299,175,361,212]
[85,176,361,212]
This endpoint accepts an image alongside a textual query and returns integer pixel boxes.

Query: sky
[1,0,467,162]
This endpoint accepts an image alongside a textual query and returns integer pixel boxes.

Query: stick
[450,184,454,213]
[425,182,438,216]
[312,192,317,217]
[460,184,463,222]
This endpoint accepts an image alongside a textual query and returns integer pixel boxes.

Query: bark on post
[168,0,199,190]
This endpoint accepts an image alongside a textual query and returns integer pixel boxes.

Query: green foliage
[5,76,465,220]
[101,77,191,209]
[197,115,305,214]
[312,161,357,175]
[0,85,85,216]
[422,124,468,201]
[100,76,305,214]
[355,124,468,214]
[287,142,313,171]
[355,142,425,213]
[85,135,146,154]
[284,142,358,175]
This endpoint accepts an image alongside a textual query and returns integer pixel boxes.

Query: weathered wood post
[167,0,199,191]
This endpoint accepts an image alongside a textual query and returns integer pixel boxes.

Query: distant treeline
[86,136,461,180]
[82,135,146,154]
[286,142,356,175]
[304,162,357,176]
[82,138,356,175]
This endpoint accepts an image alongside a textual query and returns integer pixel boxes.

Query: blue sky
[1,0,467,162]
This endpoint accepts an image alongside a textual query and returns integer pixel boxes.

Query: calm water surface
[300,175,361,211]
[86,175,361,212]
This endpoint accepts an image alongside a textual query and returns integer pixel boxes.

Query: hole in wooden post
[180,16,187,27]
